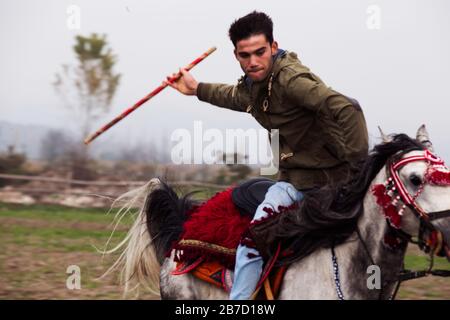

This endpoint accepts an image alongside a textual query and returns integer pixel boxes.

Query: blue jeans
[230,181,303,300]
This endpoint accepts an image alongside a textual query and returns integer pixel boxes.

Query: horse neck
[350,169,408,299]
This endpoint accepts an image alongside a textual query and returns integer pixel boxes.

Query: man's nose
[249,54,258,67]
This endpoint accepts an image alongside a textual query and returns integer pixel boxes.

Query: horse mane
[145,182,200,263]
[275,134,425,265]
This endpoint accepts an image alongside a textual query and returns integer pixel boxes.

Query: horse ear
[416,124,434,152]
[378,126,392,143]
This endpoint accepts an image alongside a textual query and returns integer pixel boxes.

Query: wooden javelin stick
[84,46,217,145]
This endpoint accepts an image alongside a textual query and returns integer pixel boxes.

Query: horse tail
[102,178,196,298]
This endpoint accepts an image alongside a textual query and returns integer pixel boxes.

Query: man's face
[234,34,278,82]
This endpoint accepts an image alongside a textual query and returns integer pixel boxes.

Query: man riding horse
[165,11,369,300]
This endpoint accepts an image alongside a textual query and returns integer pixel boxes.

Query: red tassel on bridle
[425,166,450,186]
[372,183,402,229]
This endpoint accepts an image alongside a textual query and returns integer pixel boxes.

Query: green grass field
[0,202,448,299]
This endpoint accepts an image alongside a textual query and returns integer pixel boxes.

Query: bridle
[333,148,450,300]
[384,149,450,254]
[375,148,450,297]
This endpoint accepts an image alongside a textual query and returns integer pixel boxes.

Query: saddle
[171,178,276,268]
[231,177,276,217]
[172,244,289,300]
[171,178,287,299]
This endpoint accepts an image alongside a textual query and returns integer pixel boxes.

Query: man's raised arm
[164,68,248,113]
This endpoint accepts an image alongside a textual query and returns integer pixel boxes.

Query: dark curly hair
[228,11,274,47]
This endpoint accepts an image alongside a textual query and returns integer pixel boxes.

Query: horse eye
[409,174,423,186]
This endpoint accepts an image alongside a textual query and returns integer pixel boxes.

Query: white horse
[104,125,450,299]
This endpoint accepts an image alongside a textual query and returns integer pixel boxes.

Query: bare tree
[53,33,121,180]
[53,33,121,141]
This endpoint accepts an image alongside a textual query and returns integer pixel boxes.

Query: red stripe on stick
[84,47,217,144]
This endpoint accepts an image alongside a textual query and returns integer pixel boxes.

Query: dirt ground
[0,204,157,300]
[0,203,448,300]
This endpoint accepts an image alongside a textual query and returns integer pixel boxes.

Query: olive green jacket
[196,50,368,189]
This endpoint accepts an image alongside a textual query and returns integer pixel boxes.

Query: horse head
[374,125,450,261]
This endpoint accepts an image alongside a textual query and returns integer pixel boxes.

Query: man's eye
[239,53,250,58]
[256,50,265,56]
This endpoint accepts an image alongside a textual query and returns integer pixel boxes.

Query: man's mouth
[248,69,263,74]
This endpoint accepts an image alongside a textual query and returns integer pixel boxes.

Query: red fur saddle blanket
[171,187,251,269]
[170,187,288,299]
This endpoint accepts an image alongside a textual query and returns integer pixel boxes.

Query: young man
[165,11,368,299]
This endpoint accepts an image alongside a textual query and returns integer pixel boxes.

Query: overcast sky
[1,0,449,160]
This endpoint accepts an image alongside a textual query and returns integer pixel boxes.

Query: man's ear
[271,41,279,54]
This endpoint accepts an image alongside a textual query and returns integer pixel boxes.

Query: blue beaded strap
[331,245,345,300]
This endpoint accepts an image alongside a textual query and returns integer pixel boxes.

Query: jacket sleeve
[328,97,369,163]
[284,73,335,112]
[285,73,368,163]
[196,82,249,113]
